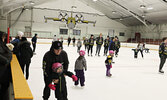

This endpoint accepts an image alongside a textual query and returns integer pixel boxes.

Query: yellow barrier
[11,54,33,100]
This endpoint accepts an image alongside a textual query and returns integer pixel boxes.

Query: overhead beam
[110,0,152,30]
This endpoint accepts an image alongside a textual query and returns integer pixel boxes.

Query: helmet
[109,50,114,54]
[79,50,85,56]
[52,63,62,72]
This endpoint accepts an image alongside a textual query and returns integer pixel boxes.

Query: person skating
[88,35,95,56]
[83,38,89,51]
[42,41,69,100]
[132,48,139,58]
[95,33,103,56]
[72,37,76,47]
[105,50,114,77]
[18,37,33,80]
[104,36,110,56]
[159,37,167,73]
[48,63,77,100]
[137,41,144,58]
[114,36,120,57]
[77,38,82,53]
[31,33,38,53]
[74,50,87,87]
[67,36,71,47]
[109,37,116,63]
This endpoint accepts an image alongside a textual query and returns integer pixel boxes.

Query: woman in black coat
[0,31,12,100]
[18,37,33,80]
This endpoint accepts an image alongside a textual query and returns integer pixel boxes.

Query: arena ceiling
[0,0,167,26]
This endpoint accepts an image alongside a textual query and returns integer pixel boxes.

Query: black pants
[55,85,68,100]
[21,63,30,79]
[32,43,36,52]
[43,77,51,100]
[68,42,70,47]
[104,46,108,55]
[84,45,89,51]
[0,82,10,100]
[88,45,93,55]
[115,47,119,56]
[95,44,102,55]
[77,47,81,53]
[159,55,167,71]
[138,49,143,58]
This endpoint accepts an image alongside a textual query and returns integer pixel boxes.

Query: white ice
[26,39,167,100]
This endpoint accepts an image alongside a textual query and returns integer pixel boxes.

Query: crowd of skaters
[1,30,167,100]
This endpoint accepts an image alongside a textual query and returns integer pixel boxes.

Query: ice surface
[27,41,167,100]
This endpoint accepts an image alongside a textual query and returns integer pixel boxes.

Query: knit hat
[52,41,63,50]
[17,31,24,37]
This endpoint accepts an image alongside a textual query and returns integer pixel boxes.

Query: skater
[31,33,38,53]
[0,31,12,100]
[60,36,64,44]
[53,35,57,42]
[109,37,116,51]
[159,37,167,73]
[42,41,69,100]
[114,36,120,57]
[74,50,87,87]
[95,33,103,56]
[11,31,24,63]
[48,63,77,100]
[105,50,114,77]
[137,42,144,58]
[72,37,76,47]
[104,36,110,56]
[132,48,139,58]
[18,37,33,80]
[83,38,89,51]
[77,38,82,53]
[67,36,71,47]
[88,35,95,56]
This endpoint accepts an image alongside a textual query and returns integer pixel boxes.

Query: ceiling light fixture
[163,0,167,2]
[142,15,145,17]
[112,11,116,14]
[29,1,35,5]
[93,0,98,2]
[140,5,146,8]
[147,7,153,10]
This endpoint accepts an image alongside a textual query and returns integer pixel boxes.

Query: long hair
[0,31,10,53]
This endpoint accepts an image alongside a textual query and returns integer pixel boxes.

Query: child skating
[105,50,114,77]
[74,50,87,87]
[49,63,78,100]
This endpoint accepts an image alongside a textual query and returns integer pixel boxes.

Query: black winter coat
[0,41,12,83]
[43,49,69,85]
[18,41,33,64]
[52,71,73,92]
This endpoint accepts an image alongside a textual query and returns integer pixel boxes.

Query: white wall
[0,0,131,41]
[131,24,167,39]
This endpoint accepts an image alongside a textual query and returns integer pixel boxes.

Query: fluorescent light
[140,5,146,8]
[29,1,35,5]
[147,7,153,10]
[112,11,116,14]
[93,0,97,2]
[142,15,145,17]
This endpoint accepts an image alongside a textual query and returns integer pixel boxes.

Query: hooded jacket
[42,47,69,84]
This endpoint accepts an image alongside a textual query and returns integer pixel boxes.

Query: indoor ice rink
[0,0,167,100]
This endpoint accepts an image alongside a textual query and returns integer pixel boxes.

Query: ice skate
[159,70,164,74]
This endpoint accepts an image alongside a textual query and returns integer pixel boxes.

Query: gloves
[48,83,56,90]
[110,65,112,68]
[6,43,14,51]
[71,75,78,81]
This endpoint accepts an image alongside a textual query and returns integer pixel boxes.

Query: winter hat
[52,41,63,50]
[17,31,24,37]
[109,50,114,54]
[79,50,85,56]
[52,63,62,72]
[21,37,27,41]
